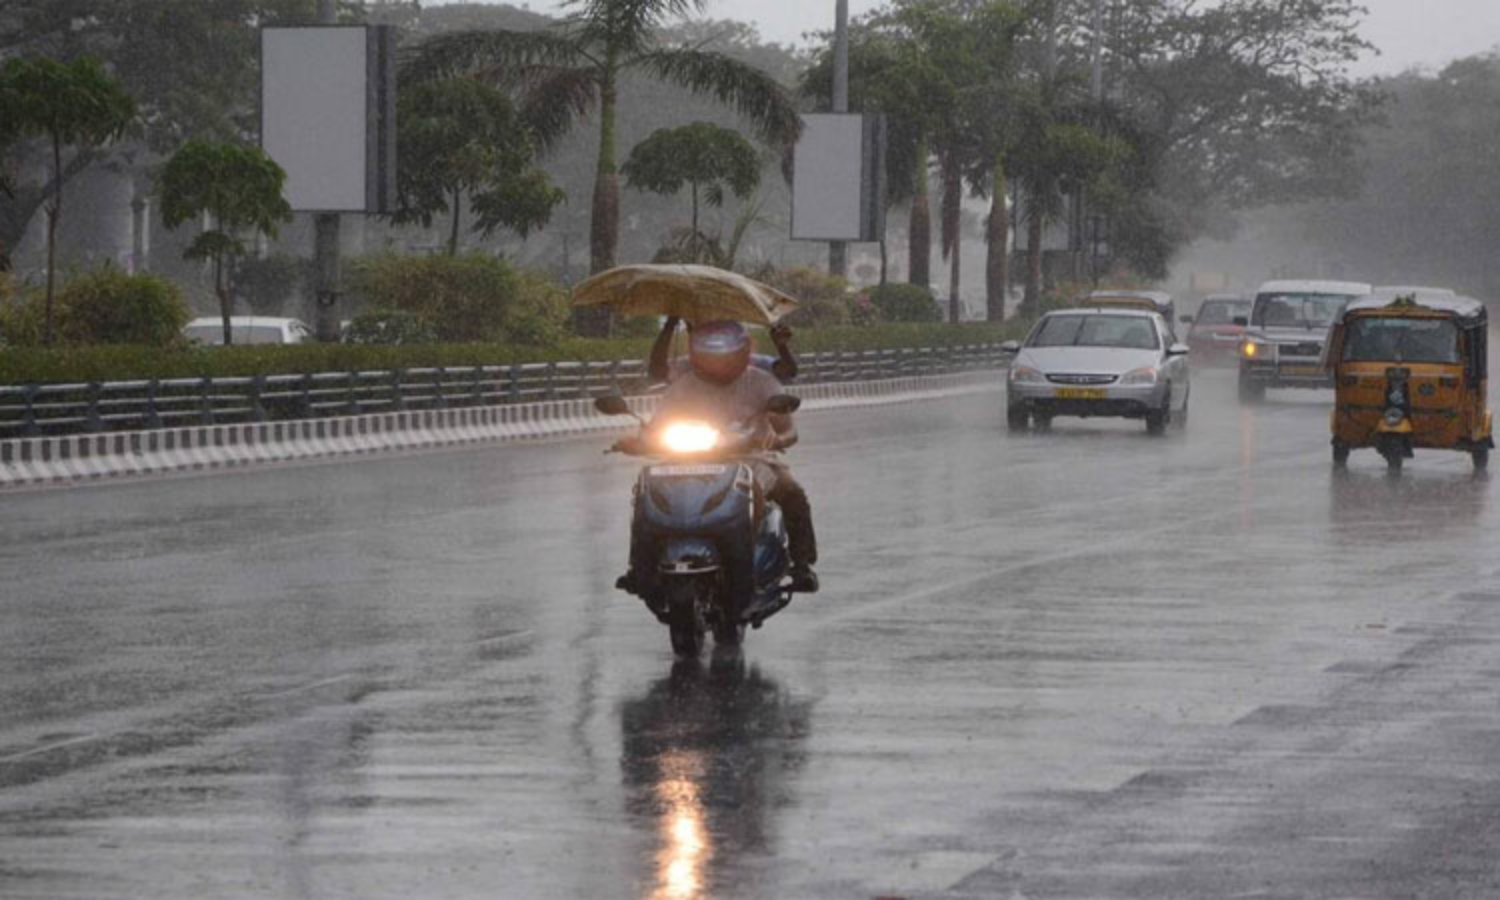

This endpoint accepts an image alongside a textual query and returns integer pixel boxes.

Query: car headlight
[1119,367,1158,386]
[1010,365,1046,384]
[1241,340,1269,360]
[660,421,720,454]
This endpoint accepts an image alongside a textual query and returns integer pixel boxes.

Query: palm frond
[571,0,708,53]
[399,29,585,86]
[638,49,803,146]
[516,65,600,153]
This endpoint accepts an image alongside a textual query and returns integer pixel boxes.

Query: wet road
[5,371,1500,899]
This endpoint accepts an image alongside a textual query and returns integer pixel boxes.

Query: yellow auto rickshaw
[1324,294,1492,471]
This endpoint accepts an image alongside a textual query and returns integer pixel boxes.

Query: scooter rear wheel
[712,618,745,647]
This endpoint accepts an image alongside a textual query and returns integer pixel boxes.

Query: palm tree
[402,0,802,285]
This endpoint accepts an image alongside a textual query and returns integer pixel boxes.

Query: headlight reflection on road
[652,750,711,900]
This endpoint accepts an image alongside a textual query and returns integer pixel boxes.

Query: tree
[1075,0,1376,273]
[802,26,939,288]
[0,56,135,344]
[623,122,761,249]
[401,0,803,288]
[0,1,318,274]
[393,78,564,256]
[158,141,293,346]
[801,0,1028,321]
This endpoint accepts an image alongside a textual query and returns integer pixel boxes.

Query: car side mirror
[765,394,802,415]
[1000,340,1022,354]
[594,393,632,416]
[1167,343,1191,357]
[1179,315,1194,325]
[1232,316,1249,327]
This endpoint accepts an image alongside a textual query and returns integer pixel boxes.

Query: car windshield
[1343,317,1461,364]
[1030,315,1160,350]
[1251,293,1352,329]
[184,324,287,345]
[1197,301,1250,325]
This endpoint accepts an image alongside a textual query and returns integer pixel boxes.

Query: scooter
[596,392,802,656]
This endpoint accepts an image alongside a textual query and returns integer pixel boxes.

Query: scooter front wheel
[663,577,707,657]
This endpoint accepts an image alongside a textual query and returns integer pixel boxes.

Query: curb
[0,371,1002,491]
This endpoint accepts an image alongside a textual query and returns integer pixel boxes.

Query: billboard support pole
[829,0,850,279]
[313,0,342,343]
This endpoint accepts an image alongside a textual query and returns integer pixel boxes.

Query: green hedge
[0,321,1028,385]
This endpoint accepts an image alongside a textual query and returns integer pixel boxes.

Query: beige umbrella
[571,264,799,326]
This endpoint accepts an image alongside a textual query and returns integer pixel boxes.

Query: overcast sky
[477,0,1500,76]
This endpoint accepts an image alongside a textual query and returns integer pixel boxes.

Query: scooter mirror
[594,393,632,416]
[765,394,802,415]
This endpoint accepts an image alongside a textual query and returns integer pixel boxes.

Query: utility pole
[829,0,850,279]
[312,0,342,342]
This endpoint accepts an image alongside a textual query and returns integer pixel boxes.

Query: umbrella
[571,264,799,326]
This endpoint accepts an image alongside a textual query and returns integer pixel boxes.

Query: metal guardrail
[0,344,1010,437]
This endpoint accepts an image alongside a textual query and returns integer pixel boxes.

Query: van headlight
[1010,366,1046,384]
[1119,367,1158,386]
[1241,340,1269,360]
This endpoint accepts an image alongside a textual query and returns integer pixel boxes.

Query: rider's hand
[770,323,793,346]
[662,316,682,335]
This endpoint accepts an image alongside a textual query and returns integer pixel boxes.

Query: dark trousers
[767,466,817,567]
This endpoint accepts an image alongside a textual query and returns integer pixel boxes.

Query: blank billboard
[261,27,396,213]
[791,114,886,243]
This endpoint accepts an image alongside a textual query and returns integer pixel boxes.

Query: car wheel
[1007,406,1030,431]
[1146,388,1170,436]
[1176,388,1190,429]
[1238,371,1265,405]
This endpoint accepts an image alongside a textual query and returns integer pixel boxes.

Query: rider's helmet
[689,320,752,384]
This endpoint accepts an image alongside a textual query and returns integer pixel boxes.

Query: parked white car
[183,316,312,346]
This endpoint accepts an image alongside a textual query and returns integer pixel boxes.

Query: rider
[648,316,799,384]
[619,320,819,594]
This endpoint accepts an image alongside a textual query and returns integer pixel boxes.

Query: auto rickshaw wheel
[1332,442,1351,467]
[1472,444,1489,471]
[1378,436,1405,473]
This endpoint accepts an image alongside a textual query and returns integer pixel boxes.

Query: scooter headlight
[1384,408,1407,427]
[661,421,721,454]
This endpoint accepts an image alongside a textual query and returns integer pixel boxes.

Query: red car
[1183,295,1252,366]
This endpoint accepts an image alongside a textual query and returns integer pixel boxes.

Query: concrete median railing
[0,371,1003,490]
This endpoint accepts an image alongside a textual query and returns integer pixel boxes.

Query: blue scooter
[596,392,802,656]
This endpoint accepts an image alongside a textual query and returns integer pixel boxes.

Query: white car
[1003,308,1191,435]
[184,316,312,346]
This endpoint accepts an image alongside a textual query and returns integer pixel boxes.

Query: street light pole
[829,0,850,279]
[312,0,343,342]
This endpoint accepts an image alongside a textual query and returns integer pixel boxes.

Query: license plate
[1054,387,1107,400]
[1281,365,1322,377]
[650,464,728,477]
